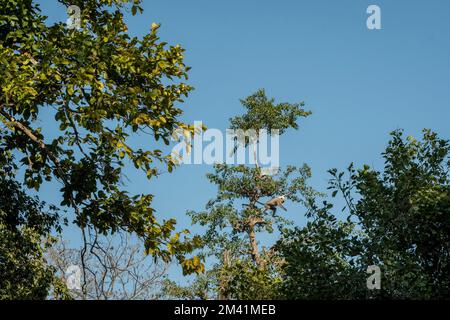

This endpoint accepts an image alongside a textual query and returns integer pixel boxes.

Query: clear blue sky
[35,0,450,282]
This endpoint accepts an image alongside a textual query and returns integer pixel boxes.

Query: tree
[277,129,450,299]
[164,89,315,299]
[0,0,203,292]
[275,202,367,299]
[0,174,68,299]
[48,233,169,300]
[230,88,310,135]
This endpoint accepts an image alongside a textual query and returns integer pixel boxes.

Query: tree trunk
[218,250,231,300]
[248,225,261,266]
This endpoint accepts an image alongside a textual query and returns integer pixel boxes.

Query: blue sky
[35,0,450,283]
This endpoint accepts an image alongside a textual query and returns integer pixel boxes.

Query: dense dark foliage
[278,130,450,299]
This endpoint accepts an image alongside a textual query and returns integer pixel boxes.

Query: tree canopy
[0,174,67,299]
[1,0,449,301]
[0,0,203,293]
[277,129,450,299]
[163,90,316,299]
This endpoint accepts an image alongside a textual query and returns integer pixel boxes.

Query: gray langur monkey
[264,195,287,214]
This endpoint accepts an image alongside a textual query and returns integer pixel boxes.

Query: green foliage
[190,164,317,257]
[160,272,215,300]
[276,204,367,299]
[183,163,317,299]
[278,129,450,299]
[221,257,282,300]
[163,90,315,299]
[230,89,311,135]
[0,176,68,299]
[0,0,202,274]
